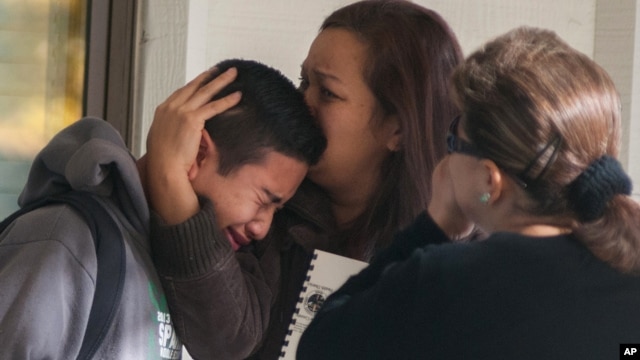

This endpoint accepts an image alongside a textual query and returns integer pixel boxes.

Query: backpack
[0,191,126,360]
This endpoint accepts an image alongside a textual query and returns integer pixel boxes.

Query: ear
[188,130,219,180]
[479,159,504,205]
[382,115,402,152]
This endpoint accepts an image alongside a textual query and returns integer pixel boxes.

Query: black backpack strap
[0,192,126,360]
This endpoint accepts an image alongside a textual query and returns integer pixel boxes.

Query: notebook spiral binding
[279,252,319,359]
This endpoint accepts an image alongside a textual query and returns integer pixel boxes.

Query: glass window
[0,0,86,218]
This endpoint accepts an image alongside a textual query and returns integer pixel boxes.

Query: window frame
[84,0,138,148]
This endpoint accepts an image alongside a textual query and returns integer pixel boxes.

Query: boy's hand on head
[147,67,240,175]
[146,67,241,224]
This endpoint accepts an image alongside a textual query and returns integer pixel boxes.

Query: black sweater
[298,212,640,360]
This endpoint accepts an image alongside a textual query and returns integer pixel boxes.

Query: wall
[134,0,639,198]
[594,0,638,184]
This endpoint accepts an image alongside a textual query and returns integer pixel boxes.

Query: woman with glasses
[297,26,640,360]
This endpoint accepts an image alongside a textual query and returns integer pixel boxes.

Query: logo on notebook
[304,291,326,314]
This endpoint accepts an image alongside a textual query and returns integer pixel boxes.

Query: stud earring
[479,192,491,204]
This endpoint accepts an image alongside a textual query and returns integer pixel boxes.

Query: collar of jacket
[281,178,341,253]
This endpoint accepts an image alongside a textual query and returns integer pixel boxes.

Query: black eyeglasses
[446,115,530,188]
[446,115,483,157]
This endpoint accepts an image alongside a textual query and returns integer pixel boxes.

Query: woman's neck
[309,159,384,229]
[331,201,367,229]
[512,223,572,237]
[483,190,573,238]
[487,214,572,237]
[324,179,378,229]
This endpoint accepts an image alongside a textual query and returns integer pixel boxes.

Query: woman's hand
[145,67,241,225]
[427,157,474,240]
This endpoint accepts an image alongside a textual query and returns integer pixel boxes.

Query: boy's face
[191,150,308,251]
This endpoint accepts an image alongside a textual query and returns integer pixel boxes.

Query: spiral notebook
[279,249,368,360]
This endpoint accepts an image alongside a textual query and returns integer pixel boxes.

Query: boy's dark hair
[204,59,326,176]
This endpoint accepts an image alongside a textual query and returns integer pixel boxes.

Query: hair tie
[568,155,632,222]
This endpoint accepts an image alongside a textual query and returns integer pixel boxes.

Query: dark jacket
[297,212,640,360]
[151,179,344,359]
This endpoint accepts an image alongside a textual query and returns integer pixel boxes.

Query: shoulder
[395,212,447,244]
[400,233,583,296]
[412,232,572,267]
[264,184,334,250]
[282,179,335,230]
[1,204,97,270]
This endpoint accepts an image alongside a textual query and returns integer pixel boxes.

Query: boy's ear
[188,130,218,180]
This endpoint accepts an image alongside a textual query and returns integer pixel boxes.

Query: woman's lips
[225,227,250,251]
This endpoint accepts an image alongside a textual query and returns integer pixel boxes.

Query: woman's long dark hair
[321,0,463,260]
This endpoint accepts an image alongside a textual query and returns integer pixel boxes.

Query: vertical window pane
[0,0,86,218]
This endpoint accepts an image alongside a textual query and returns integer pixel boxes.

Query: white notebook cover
[279,249,368,359]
